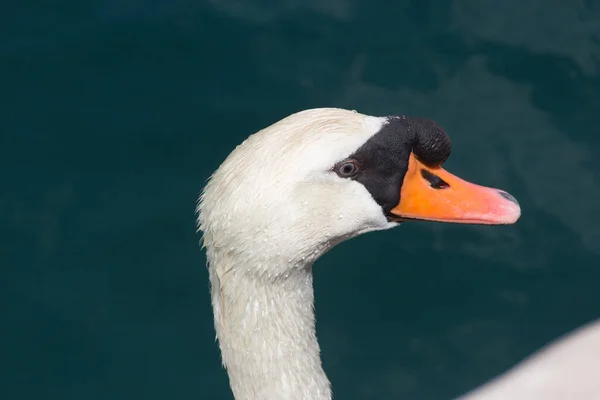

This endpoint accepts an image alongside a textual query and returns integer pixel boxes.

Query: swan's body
[461,319,600,399]
[198,108,596,399]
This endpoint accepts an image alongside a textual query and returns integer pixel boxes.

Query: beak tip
[495,190,521,225]
[501,207,521,225]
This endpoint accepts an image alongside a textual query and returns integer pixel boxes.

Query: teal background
[2,1,600,399]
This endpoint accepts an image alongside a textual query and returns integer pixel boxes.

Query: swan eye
[334,160,359,178]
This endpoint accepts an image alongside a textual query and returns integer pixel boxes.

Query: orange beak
[390,153,521,225]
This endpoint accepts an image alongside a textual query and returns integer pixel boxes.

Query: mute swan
[197,108,595,399]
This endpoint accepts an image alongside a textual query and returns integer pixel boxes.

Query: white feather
[198,108,394,400]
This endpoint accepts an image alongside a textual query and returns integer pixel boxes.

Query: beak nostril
[420,169,450,189]
[498,190,519,205]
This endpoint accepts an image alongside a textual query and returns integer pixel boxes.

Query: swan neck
[208,253,331,400]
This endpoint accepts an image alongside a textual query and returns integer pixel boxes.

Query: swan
[197,108,596,399]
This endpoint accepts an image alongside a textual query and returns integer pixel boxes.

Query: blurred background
[2,0,600,399]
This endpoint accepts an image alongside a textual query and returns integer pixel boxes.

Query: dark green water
[2,1,600,399]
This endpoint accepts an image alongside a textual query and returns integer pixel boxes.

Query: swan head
[198,108,520,276]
